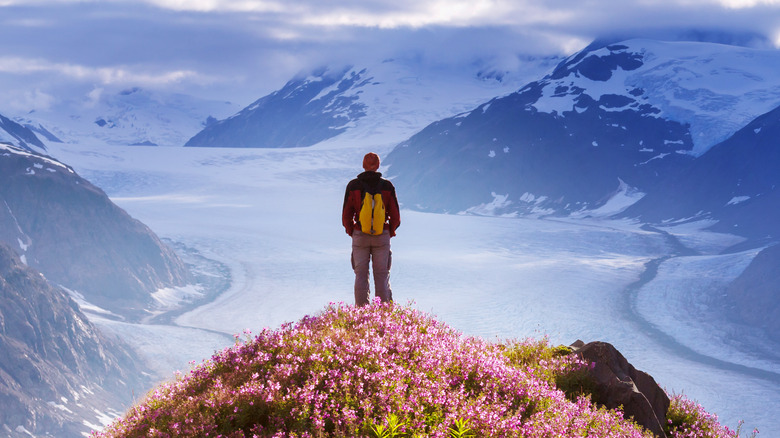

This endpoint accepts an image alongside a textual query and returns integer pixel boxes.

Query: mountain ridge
[383,38,780,229]
[183,56,561,148]
[0,242,149,438]
[0,143,191,320]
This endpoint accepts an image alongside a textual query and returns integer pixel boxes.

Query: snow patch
[64,287,123,318]
[459,192,515,217]
[726,196,750,205]
[638,152,670,165]
[14,425,34,436]
[658,220,746,254]
[151,284,206,311]
[91,407,121,428]
[47,400,74,414]
[0,143,73,172]
[570,179,644,218]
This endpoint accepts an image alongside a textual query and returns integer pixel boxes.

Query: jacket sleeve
[385,183,401,237]
[342,181,358,235]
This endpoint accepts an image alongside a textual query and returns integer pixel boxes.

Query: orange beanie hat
[362,152,380,171]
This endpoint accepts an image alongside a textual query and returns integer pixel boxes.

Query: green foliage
[501,338,595,401]
[448,418,474,438]
[370,413,407,438]
[665,393,751,438]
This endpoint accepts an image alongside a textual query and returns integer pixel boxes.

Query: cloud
[7,89,56,112]
[0,56,210,86]
[0,0,778,112]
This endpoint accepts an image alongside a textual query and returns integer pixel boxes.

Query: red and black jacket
[342,171,401,237]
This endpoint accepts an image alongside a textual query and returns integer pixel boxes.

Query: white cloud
[0,89,56,112]
[0,56,209,86]
[141,0,287,12]
[85,87,104,108]
[22,90,56,111]
[719,0,780,7]
[0,0,779,110]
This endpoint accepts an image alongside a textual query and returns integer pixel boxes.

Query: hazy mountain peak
[184,56,561,148]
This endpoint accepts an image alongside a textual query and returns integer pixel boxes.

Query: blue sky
[0,0,779,113]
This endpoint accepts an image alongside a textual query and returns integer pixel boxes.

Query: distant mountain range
[384,39,780,228]
[379,38,780,348]
[12,87,239,147]
[184,56,562,148]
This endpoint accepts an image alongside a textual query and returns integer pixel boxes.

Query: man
[342,152,401,306]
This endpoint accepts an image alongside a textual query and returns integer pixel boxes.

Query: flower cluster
[665,394,755,438]
[95,302,738,438]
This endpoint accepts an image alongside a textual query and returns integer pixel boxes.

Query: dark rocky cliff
[0,144,190,320]
[0,243,148,437]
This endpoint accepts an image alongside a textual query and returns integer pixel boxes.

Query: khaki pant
[351,229,392,306]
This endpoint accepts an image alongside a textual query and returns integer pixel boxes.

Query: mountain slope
[0,242,148,437]
[0,144,190,320]
[186,66,369,148]
[15,87,240,147]
[384,39,780,220]
[0,113,47,152]
[185,57,561,148]
[724,243,780,343]
[624,102,780,239]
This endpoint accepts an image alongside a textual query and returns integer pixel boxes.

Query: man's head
[362,152,380,171]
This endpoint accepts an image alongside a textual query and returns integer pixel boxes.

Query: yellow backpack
[359,183,386,235]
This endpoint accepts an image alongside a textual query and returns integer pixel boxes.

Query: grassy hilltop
[94,302,748,438]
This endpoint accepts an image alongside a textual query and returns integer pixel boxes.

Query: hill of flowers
[95,301,745,438]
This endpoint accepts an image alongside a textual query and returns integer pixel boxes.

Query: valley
[46,141,779,436]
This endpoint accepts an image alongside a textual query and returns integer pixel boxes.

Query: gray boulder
[570,340,670,437]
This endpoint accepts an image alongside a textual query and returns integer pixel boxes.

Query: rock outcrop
[570,340,670,437]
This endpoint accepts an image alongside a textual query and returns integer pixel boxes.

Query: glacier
[45,141,779,436]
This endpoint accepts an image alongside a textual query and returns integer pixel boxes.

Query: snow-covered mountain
[15,87,240,147]
[625,103,780,239]
[384,39,780,229]
[185,56,562,148]
[0,112,47,151]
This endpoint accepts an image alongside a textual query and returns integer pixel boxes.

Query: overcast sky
[1,0,779,113]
